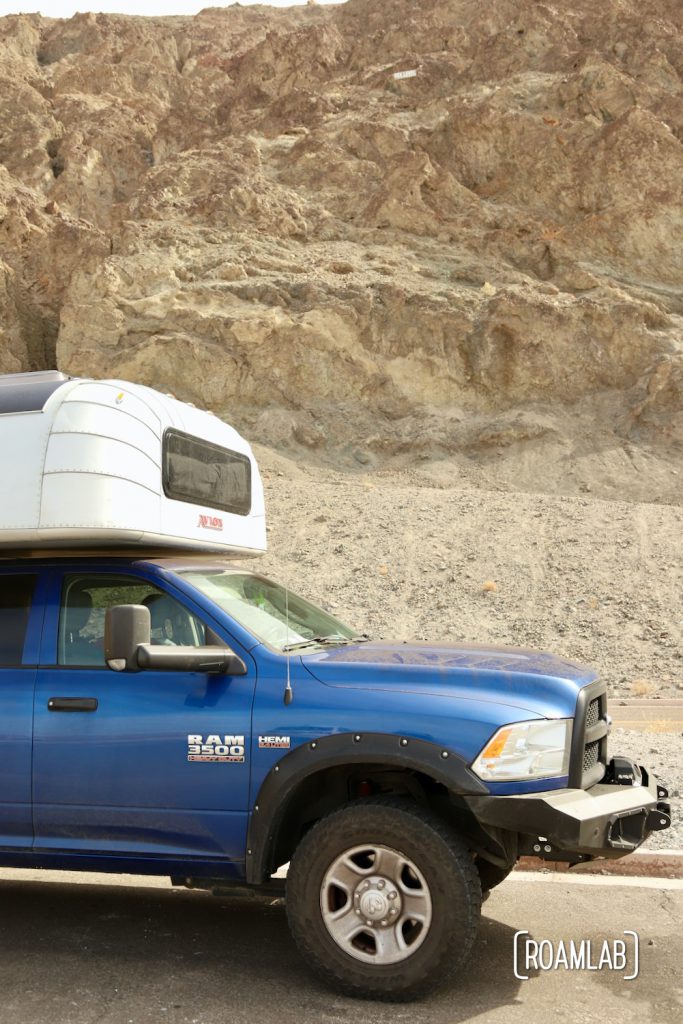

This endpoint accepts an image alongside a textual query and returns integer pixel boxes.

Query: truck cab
[0,554,671,999]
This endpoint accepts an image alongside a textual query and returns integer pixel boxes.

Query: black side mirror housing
[136,645,247,675]
[105,605,247,676]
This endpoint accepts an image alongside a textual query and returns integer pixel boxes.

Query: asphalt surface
[0,872,680,1024]
[610,700,683,732]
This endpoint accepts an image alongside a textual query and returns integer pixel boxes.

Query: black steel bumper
[465,758,672,861]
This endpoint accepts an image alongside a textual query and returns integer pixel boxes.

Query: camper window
[162,429,251,516]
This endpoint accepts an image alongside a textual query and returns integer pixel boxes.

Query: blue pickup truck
[0,555,671,999]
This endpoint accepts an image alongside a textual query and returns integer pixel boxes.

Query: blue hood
[302,641,598,720]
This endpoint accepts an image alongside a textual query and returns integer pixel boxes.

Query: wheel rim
[319,843,433,965]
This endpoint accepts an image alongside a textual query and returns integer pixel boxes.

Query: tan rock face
[0,1,681,501]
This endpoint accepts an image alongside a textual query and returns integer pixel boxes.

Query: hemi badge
[259,736,291,749]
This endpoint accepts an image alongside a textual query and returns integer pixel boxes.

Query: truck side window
[0,575,36,665]
[58,575,208,667]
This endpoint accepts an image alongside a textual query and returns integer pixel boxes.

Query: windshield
[179,570,360,652]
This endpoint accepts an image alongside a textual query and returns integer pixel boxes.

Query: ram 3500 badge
[0,372,672,1001]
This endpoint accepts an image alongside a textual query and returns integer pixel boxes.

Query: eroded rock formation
[0,1,681,499]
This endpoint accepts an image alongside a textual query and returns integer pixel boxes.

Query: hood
[301,640,598,720]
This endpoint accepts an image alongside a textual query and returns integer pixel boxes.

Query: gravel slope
[257,452,683,700]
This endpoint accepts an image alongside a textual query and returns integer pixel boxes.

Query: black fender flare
[245,731,487,884]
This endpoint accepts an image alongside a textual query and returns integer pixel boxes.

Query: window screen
[163,429,251,516]
[0,575,36,665]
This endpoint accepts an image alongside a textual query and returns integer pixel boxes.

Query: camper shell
[0,371,265,556]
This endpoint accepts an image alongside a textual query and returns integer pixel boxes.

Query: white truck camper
[0,371,266,555]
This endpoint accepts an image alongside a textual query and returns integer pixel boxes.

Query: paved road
[0,871,680,1024]
[610,699,683,732]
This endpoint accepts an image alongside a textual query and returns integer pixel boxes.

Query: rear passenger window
[0,575,36,665]
[163,429,251,516]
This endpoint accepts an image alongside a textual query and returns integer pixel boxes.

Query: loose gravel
[257,454,683,700]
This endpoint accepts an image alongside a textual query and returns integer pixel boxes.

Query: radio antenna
[283,585,293,706]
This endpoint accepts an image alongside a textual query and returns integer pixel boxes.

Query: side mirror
[105,604,150,672]
[105,605,247,676]
[136,645,247,675]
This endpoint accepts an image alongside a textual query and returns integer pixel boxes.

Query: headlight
[471,719,573,782]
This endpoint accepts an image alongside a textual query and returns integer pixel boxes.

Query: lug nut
[388,891,397,900]
[378,879,385,889]
[366,920,373,927]
[381,919,387,926]
[355,909,361,916]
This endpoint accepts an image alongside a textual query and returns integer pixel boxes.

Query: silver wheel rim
[319,843,433,965]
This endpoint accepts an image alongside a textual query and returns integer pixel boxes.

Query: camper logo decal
[198,514,223,531]
[187,734,245,762]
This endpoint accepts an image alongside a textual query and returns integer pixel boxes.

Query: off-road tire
[285,798,481,1001]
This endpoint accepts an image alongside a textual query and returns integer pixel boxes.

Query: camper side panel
[40,391,162,535]
[0,413,51,532]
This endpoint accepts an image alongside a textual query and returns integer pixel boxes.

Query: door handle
[47,697,98,712]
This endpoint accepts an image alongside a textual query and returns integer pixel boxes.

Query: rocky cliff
[0,0,681,501]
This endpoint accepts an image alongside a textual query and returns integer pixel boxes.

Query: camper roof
[0,370,72,414]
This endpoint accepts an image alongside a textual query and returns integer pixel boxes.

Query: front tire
[285,799,481,1000]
